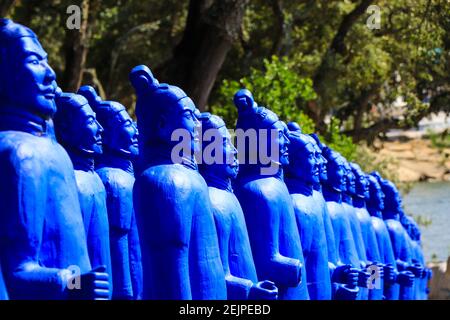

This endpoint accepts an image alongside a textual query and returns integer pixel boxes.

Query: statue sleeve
[133,172,193,299]
[129,210,143,300]
[0,153,70,299]
[238,189,301,287]
[103,177,133,299]
[211,206,253,299]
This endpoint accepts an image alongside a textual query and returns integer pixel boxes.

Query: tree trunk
[155,0,249,111]
[0,0,15,17]
[62,0,90,92]
[312,0,374,130]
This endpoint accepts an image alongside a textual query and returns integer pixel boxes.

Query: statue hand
[249,281,278,300]
[406,264,423,278]
[397,270,414,287]
[383,263,396,284]
[367,262,385,280]
[67,265,110,300]
[357,269,371,288]
[333,265,359,287]
[335,285,359,300]
[426,268,433,280]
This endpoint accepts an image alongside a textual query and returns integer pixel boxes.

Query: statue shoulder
[97,167,134,192]
[0,133,54,170]
[138,164,204,196]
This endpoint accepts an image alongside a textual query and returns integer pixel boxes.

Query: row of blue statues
[0,19,431,300]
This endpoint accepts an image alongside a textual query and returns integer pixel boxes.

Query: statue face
[374,183,385,210]
[272,121,290,167]
[73,104,104,154]
[328,158,345,191]
[221,127,239,179]
[314,144,328,182]
[290,142,319,184]
[3,36,57,118]
[346,169,356,195]
[354,171,369,198]
[209,126,239,179]
[161,96,200,155]
[111,109,139,157]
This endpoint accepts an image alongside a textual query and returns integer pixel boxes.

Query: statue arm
[0,155,72,299]
[103,178,133,299]
[129,210,143,300]
[134,173,193,299]
[322,205,338,264]
[238,188,301,288]
[212,206,254,299]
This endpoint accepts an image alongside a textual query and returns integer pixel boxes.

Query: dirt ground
[375,139,450,183]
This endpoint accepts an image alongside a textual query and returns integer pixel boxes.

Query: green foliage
[211,56,316,132]
[321,118,358,161]
[428,130,450,149]
[212,56,361,162]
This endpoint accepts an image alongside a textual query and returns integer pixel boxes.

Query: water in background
[403,181,450,262]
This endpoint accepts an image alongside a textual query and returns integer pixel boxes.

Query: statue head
[378,178,402,214]
[309,133,328,183]
[342,160,355,195]
[233,89,258,116]
[130,65,199,158]
[366,174,385,212]
[286,130,319,185]
[322,147,345,192]
[287,121,302,133]
[54,92,103,155]
[233,89,290,173]
[78,86,139,158]
[350,162,369,199]
[198,113,239,180]
[0,19,57,119]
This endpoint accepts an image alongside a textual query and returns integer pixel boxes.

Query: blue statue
[78,86,143,300]
[401,213,428,300]
[130,65,226,299]
[308,133,359,300]
[376,175,421,300]
[404,217,431,300]
[0,261,7,300]
[366,174,414,300]
[341,160,369,299]
[232,89,308,300]
[198,113,278,300]
[284,129,332,299]
[321,147,370,299]
[0,19,109,299]
[54,92,113,300]
[349,163,384,300]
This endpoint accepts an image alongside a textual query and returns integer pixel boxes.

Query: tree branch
[0,0,16,17]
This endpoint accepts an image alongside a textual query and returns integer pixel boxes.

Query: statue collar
[342,193,353,205]
[68,150,95,172]
[96,151,134,175]
[285,177,314,196]
[322,184,342,203]
[368,206,383,219]
[352,196,366,208]
[201,171,233,193]
[237,164,284,182]
[313,183,322,192]
[143,146,198,171]
[0,107,50,137]
[382,210,399,221]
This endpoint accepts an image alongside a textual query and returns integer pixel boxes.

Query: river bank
[374,138,450,183]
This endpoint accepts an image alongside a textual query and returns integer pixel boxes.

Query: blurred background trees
[3,0,449,166]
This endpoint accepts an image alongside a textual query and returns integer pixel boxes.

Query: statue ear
[129,65,159,94]
[78,85,102,109]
